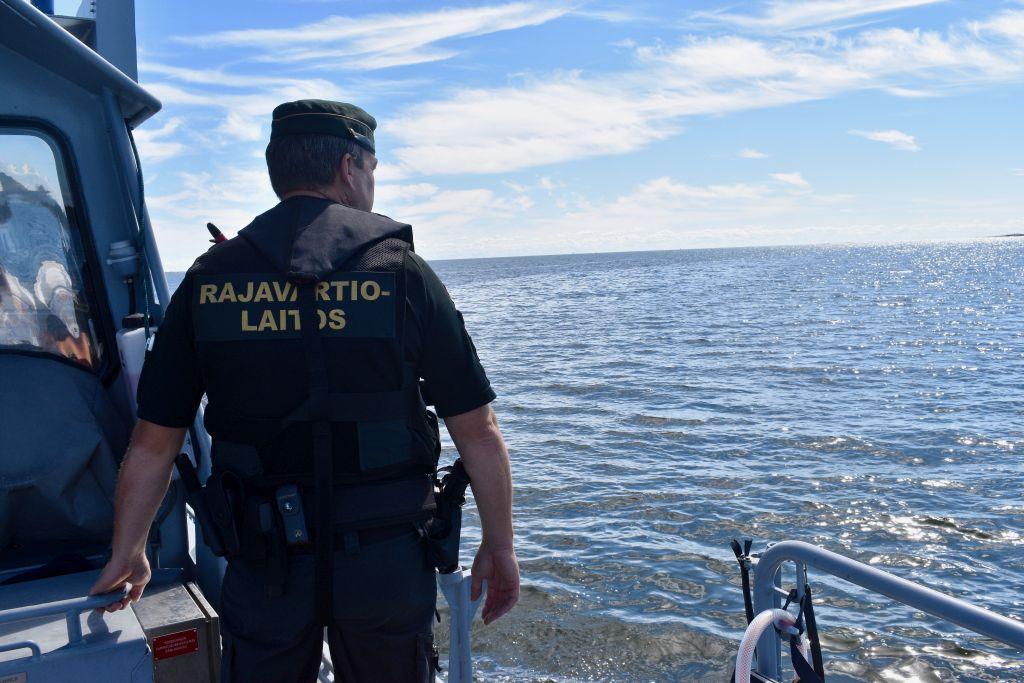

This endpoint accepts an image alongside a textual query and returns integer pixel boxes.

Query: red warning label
[152,628,200,661]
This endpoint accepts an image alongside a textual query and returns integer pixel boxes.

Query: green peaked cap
[270,99,376,153]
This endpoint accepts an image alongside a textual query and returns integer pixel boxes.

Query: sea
[168,239,1024,682]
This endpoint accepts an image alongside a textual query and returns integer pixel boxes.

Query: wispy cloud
[1011,168,1024,177]
[740,148,769,159]
[376,182,532,233]
[387,10,1023,176]
[770,172,811,188]
[705,0,945,33]
[140,77,347,147]
[133,117,186,163]
[414,173,862,258]
[849,128,920,151]
[140,62,305,89]
[175,2,573,70]
[147,163,280,265]
[970,9,1024,41]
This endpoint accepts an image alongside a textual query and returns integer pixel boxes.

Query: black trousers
[219,529,437,683]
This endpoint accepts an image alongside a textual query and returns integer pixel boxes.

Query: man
[90,99,519,682]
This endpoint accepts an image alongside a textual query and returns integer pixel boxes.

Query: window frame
[0,117,117,382]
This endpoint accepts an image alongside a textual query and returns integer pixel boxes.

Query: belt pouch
[240,496,269,564]
[333,475,437,531]
[203,472,242,556]
[426,495,463,573]
[258,501,288,597]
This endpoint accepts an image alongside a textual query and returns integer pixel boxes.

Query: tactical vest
[188,197,438,616]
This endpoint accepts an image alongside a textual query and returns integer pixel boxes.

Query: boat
[0,2,1021,681]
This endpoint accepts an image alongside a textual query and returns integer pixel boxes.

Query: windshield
[0,128,101,370]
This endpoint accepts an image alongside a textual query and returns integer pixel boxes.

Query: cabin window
[0,129,101,370]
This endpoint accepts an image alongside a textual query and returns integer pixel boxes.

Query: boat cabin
[0,2,221,679]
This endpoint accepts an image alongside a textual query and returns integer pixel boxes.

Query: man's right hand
[89,552,151,612]
[89,420,183,612]
[471,544,520,624]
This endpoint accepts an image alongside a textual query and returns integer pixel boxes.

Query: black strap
[297,280,333,625]
[802,583,825,680]
[790,634,824,683]
[731,538,755,625]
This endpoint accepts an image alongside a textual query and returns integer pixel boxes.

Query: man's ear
[337,154,355,188]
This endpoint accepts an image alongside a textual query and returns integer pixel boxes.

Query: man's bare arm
[444,403,519,624]
[89,420,186,611]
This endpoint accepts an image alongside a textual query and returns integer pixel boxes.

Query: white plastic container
[116,314,153,419]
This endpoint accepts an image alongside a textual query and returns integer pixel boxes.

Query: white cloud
[176,2,573,70]
[133,117,186,163]
[388,72,679,175]
[849,128,921,151]
[970,9,1024,41]
[386,10,1024,176]
[770,172,811,188]
[740,148,769,159]
[375,182,530,228]
[538,177,560,192]
[140,62,304,89]
[141,76,348,150]
[143,79,346,118]
[374,182,440,207]
[1012,168,1024,177]
[410,173,863,258]
[707,0,945,33]
[216,111,265,142]
[405,171,1021,260]
[148,163,279,268]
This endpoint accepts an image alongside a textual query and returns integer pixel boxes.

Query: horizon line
[162,234,1021,273]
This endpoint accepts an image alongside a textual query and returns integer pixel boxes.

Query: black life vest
[188,196,438,521]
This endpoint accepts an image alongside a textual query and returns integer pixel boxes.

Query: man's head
[265,100,378,212]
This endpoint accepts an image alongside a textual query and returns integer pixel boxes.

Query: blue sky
[123,0,1024,270]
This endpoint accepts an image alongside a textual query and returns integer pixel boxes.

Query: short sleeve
[136,273,205,428]
[409,254,496,417]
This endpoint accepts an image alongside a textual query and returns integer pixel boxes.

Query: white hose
[736,608,809,682]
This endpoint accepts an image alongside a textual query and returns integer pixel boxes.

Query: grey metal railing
[0,567,183,659]
[752,540,1024,679]
[0,590,128,650]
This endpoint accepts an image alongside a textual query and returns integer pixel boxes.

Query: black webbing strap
[802,583,825,679]
[731,538,756,625]
[296,280,333,625]
[790,634,823,683]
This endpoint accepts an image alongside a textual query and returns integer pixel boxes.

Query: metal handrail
[0,567,183,651]
[0,590,128,647]
[0,641,42,660]
[752,540,1024,679]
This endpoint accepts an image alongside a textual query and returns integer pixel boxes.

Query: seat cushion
[0,353,129,548]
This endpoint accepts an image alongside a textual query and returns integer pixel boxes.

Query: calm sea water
[169,239,1024,681]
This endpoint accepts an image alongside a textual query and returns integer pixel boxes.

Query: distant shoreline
[994,233,1024,237]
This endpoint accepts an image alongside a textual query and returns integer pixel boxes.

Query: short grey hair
[265,133,364,198]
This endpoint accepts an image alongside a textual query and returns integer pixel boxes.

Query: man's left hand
[471,544,520,625]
